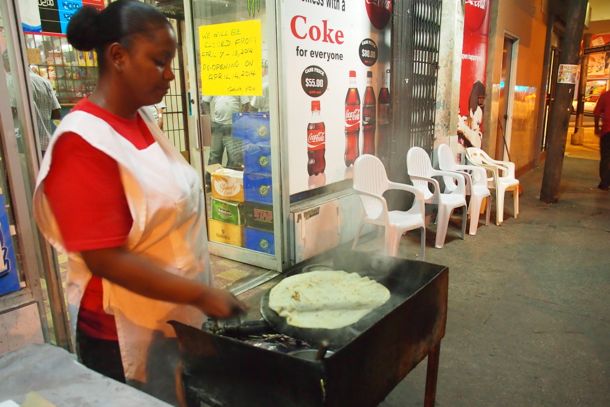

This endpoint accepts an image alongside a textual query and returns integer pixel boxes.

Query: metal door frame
[185,0,285,272]
[496,33,518,161]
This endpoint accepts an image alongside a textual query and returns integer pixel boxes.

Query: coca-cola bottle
[362,71,376,155]
[378,69,391,125]
[307,100,326,176]
[344,70,360,166]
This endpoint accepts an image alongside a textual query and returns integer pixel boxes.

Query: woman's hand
[193,286,248,319]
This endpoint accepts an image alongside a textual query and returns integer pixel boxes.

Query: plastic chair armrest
[409,174,441,201]
[455,164,487,186]
[388,181,425,201]
[353,188,389,222]
[431,169,466,194]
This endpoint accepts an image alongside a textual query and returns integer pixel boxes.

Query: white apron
[33,108,211,402]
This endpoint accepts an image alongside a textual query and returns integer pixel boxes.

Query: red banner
[457,0,491,149]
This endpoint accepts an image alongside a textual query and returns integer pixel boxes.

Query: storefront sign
[281,0,392,196]
[0,195,20,296]
[199,20,263,96]
[21,0,104,36]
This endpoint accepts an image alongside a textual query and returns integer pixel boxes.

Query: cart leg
[424,342,441,407]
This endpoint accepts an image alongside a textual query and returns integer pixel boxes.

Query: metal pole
[571,33,591,146]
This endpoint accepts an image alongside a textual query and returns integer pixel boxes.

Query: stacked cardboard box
[208,168,244,246]
[233,112,275,255]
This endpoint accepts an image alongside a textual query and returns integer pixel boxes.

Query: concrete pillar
[434,0,464,147]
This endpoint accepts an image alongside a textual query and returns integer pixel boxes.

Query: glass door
[189,0,284,273]
[0,0,70,353]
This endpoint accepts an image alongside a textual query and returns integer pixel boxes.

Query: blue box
[0,194,20,296]
[232,112,271,145]
[244,227,275,255]
[244,172,273,205]
[244,143,272,174]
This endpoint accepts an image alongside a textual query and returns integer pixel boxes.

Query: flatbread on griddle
[268,270,390,329]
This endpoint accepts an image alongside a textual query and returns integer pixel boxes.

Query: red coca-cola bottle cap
[311,100,320,111]
[349,70,356,78]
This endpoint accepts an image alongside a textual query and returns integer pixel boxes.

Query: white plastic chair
[465,147,519,225]
[436,143,491,235]
[353,154,426,259]
[407,147,467,249]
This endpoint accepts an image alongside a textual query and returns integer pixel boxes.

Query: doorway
[496,35,518,161]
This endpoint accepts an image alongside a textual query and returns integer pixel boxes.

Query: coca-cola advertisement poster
[456,0,492,152]
[281,0,392,196]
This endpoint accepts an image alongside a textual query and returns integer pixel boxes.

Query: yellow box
[208,219,243,246]
[211,168,244,203]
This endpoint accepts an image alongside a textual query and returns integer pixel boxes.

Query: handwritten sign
[199,20,262,96]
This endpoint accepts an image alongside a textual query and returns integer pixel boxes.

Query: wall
[434,0,464,147]
[485,0,549,171]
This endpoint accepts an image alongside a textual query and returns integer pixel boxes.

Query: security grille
[163,18,190,156]
[409,0,442,152]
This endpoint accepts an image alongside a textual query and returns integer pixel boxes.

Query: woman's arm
[81,247,246,318]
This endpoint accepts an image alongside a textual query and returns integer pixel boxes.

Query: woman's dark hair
[468,81,486,115]
[67,0,170,70]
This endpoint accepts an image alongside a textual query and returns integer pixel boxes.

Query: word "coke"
[290,16,345,44]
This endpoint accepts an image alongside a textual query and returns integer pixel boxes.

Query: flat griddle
[259,268,393,349]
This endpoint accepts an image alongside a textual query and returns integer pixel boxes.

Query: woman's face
[120,24,176,107]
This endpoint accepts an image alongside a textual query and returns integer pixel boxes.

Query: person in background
[30,70,62,156]
[202,95,250,170]
[32,1,245,403]
[4,50,61,156]
[249,61,269,113]
[593,89,610,191]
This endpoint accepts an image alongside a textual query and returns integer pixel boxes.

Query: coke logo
[308,131,326,144]
[345,107,361,123]
[290,15,345,44]
[365,0,392,30]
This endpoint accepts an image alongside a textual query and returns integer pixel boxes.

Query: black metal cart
[171,249,448,407]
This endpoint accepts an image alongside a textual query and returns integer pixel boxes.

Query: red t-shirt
[593,91,610,136]
[44,98,155,340]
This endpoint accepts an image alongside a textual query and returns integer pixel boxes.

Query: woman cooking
[33,0,245,403]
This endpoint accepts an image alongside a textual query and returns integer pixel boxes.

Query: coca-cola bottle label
[363,106,375,124]
[307,125,326,151]
[345,106,361,131]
